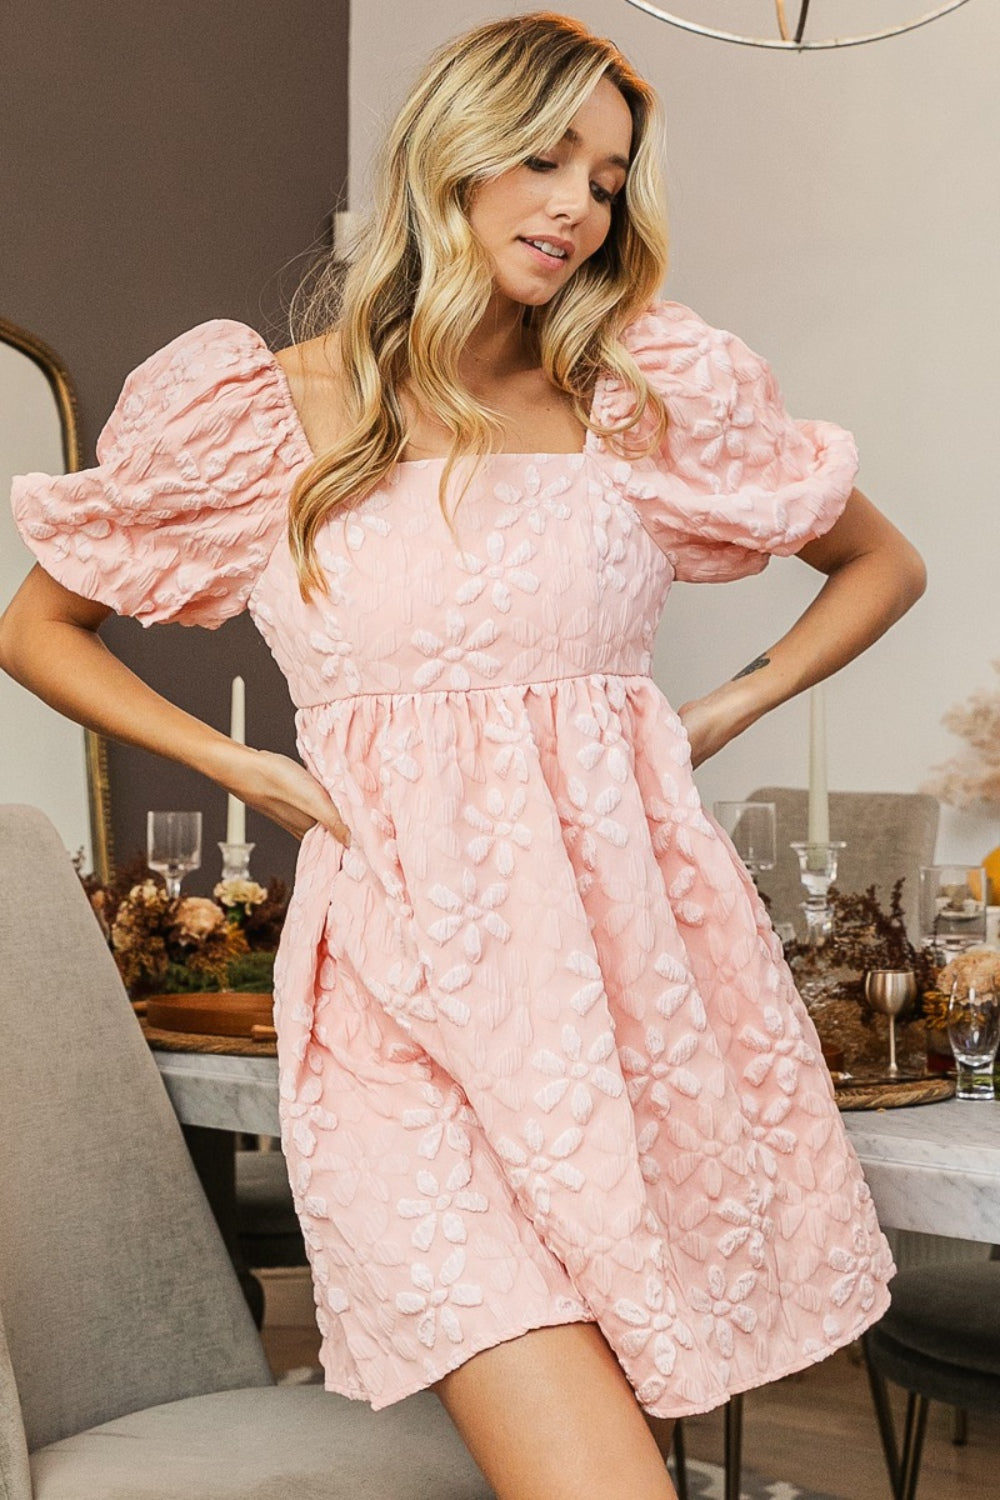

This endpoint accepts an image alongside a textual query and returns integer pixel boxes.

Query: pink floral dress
[12,300,894,1415]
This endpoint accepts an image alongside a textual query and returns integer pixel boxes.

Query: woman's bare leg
[433,1322,678,1500]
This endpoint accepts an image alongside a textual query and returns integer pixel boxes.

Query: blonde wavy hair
[288,11,670,598]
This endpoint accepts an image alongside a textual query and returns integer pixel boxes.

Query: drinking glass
[947,982,1000,1100]
[864,969,918,1079]
[713,801,776,882]
[919,865,987,961]
[147,811,202,900]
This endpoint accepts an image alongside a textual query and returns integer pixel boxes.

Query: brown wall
[1,2,350,889]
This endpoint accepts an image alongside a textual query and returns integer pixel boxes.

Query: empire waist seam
[293,669,656,711]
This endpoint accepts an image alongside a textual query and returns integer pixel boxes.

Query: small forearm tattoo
[732,654,770,682]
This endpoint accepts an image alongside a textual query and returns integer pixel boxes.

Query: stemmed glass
[713,801,776,884]
[947,982,1000,1100]
[864,970,918,1079]
[147,811,202,900]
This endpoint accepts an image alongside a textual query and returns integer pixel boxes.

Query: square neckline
[260,332,608,468]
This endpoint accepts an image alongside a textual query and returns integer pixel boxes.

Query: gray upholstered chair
[748,787,940,941]
[863,1257,1000,1500]
[0,804,494,1500]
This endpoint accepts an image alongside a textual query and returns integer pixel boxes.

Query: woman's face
[468,77,632,311]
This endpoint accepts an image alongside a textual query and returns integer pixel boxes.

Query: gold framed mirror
[0,316,114,881]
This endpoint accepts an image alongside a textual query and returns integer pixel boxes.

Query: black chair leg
[862,1333,903,1497]
[900,1393,929,1500]
[951,1406,968,1445]
[724,1393,744,1500]
[670,1418,689,1500]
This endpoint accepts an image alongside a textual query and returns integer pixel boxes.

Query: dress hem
[322,1307,599,1411]
[637,1275,895,1420]
[319,1275,894,1417]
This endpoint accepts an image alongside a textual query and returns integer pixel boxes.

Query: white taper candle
[226,675,246,844]
[807,684,830,846]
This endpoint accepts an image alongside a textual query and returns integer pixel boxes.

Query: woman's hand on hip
[677,683,757,769]
[220,744,353,845]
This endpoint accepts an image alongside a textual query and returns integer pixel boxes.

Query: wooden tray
[137,1014,277,1057]
[143,991,274,1039]
[835,1074,956,1111]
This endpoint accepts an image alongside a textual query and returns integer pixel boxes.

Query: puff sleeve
[10,319,310,627]
[594,300,860,583]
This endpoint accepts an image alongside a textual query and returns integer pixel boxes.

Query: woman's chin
[493,277,564,310]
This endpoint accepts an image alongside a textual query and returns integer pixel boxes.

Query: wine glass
[713,801,776,883]
[147,811,202,900]
[947,982,1000,1100]
[864,969,918,1079]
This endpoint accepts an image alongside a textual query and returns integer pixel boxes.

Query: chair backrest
[0,1319,32,1500]
[747,788,940,940]
[0,805,272,1458]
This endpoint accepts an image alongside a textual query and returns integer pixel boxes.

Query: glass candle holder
[920,865,988,962]
[790,841,846,948]
[218,841,255,882]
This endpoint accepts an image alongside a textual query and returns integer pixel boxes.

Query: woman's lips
[519,238,570,270]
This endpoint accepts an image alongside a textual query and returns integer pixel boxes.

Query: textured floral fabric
[12,301,893,1415]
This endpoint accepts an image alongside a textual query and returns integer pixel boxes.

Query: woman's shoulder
[273,328,350,458]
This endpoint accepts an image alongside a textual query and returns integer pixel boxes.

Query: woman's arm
[0,565,352,845]
[677,487,927,768]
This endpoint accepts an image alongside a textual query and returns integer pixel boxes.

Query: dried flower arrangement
[785,879,933,1005]
[923,659,1000,809]
[80,855,288,998]
[783,880,934,1072]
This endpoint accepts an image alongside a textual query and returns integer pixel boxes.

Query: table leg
[181,1124,264,1328]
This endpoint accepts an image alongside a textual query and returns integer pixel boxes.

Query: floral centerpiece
[920,946,1000,1074]
[81,856,288,999]
[783,880,935,1073]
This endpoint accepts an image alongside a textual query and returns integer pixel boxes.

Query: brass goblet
[864,970,918,1079]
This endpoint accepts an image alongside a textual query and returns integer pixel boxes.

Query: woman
[1,13,924,1500]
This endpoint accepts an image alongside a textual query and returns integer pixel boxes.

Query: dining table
[151,1046,1000,1245]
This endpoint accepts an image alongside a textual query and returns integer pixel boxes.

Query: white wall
[350,1,998,863]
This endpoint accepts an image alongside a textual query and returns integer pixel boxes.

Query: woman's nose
[547,169,591,223]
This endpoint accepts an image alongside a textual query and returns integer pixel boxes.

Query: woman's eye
[591,184,616,206]
[524,156,556,172]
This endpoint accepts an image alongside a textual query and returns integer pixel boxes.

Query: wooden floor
[258,1269,1000,1500]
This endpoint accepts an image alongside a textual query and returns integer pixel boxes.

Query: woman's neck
[459,294,540,383]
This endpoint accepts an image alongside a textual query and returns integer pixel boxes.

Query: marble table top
[151,1049,1000,1243]
[839,1097,1000,1244]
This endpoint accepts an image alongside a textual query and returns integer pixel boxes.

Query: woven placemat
[835,1074,955,1111]
[134,1011,955,1101]
[137,1014,277,1058]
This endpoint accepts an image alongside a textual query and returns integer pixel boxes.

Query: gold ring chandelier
[623,1,973,50]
